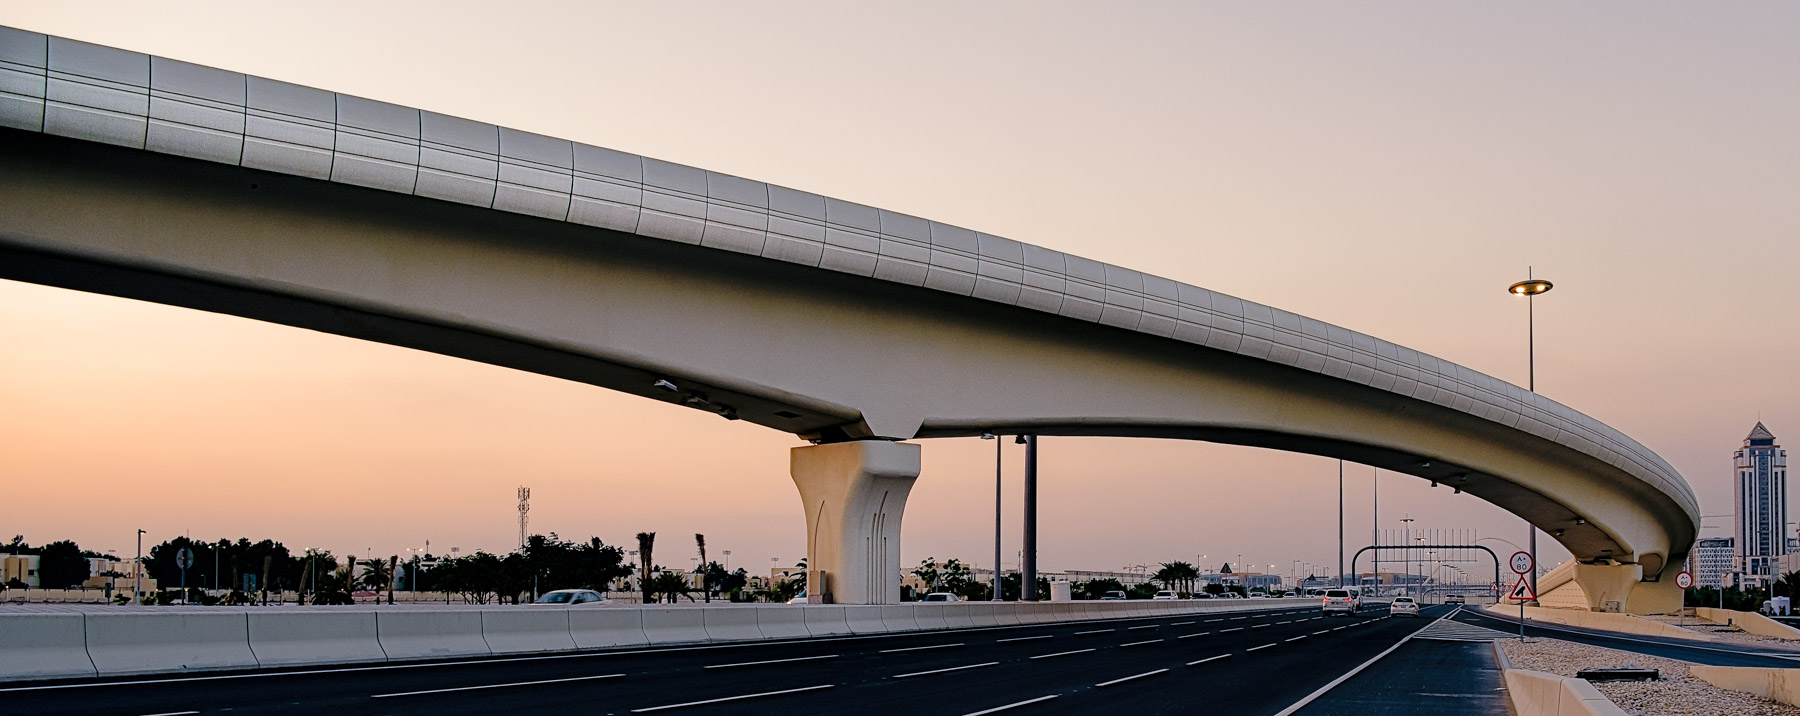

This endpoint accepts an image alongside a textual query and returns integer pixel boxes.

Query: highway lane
[2,602,1426,715]
[1455,607,1800,667]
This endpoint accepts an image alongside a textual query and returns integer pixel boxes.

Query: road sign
[1509,551,1533,575]
[175,547,194,570]
[1676,571,1694,590]
[1507,575,1537,602]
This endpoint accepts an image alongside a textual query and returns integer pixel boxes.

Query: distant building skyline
[1734,423,1787,585]
[1692,536,1733,588]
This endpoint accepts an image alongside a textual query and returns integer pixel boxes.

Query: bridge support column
[1570,563,1683,615]
[791,440,921,605]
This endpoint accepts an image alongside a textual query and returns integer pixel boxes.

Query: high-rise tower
[517,486,531,550]
[1734,423,1787,585]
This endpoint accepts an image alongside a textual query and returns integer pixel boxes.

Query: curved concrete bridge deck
[0,27,1696,610]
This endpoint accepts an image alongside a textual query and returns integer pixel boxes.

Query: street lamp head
[1509,279,1553,296]
[980,432,995,440]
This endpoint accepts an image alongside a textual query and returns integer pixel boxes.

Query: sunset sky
[2,2,1795,582]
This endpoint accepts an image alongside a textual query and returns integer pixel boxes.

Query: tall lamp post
[1509,271,1553,600]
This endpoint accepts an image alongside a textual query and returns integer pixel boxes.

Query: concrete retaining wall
[0,597,1318,682]
[0,612,96,679]
[1689,665,1800,706]
[1481,603,1714,642]
[1504,668,1629,715]
[249,611,387,666]
[1695,607,1800,640]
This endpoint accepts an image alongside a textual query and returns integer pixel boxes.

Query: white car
[531,589,608,605]
[921,592,960,602]
[1152,590,1179,600]
[1190,592,1215,599]
[1322,588,1360,616]
[1391,596,1420,617]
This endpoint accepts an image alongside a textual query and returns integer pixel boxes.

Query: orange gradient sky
[2,3,1795,579]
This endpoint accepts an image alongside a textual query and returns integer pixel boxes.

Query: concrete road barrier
[0,612,96,679]
[376,610,491,660]
[939,603,975,629]
[568,608,649,650]
[753,605,810,640]
[701,607,765,642]
[843,605,890,635]
[801,605,852,637]
[964,603,1000,628]
[1481,603,1713,642]
[1504,668,1628,715]
[249,611,386,666]
[85,611,259,676]
[640,606,711,645]
[879,605,920,632]
[481,609,576,654]
[1695,608,1800,639]
[912,604,949,631]
[1689,665,1800,706]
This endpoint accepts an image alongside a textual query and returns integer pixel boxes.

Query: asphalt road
[1455,607,1800,667]
[1296,638,1509,715]
[0,602,1447,715]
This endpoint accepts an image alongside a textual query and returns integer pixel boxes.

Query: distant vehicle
[1305,588,1325,597]
[1191,592,1215,599]
[1101,590,1127,600]
[921,592,960,602]
[1391,596,1420,617]
[1444,594,1465,605]
[1220,592,1242,599]
[531,589,607,606]
[1322,589,1360,617]
[786,589,809,605]
[1152,590,1179,600]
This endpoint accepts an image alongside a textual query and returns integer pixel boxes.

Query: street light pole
[134,529,144,605]
[1510,270,1554,601]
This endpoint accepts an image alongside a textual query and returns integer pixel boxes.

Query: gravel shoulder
[1499,637,1800,716]
[1641,614,1800,647]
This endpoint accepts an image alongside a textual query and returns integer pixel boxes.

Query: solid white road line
[1120,639,1163,647]
[1128,625,1160,630]
[631,684,835,713]
[880,643,964,654]
[894,662,1000,679]
[706,654,839,669]
[1031,648,1096,660]
[962,694,1059,715]
[373,673,624,698]
[1246,644,1277,652]
[1177,632,1210,639]
[1096,669,1169,687]
[996,635,1053,643]
[1075,629,1115,635]
[1186,654,1232,667]
[1268,611,1441,716]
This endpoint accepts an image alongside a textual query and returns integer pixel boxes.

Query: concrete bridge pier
[1572,563,1683,614]
[791,440,921,605]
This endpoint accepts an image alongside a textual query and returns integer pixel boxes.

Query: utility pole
[517,486,532,550]
[1022,435,1039,601]
[134,529,145,605]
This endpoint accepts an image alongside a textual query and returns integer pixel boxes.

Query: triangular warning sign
[1507,575,1537,602]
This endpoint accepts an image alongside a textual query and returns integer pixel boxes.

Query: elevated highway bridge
[0,26,1697,611]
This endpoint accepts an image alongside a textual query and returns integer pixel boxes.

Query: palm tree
[635,532,656,604]
[650,571,692,603]
[359,558,393,592]
[695,534,710,603]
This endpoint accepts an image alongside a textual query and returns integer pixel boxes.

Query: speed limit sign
[1510,551,1534,575]
[1676,571,1694,590]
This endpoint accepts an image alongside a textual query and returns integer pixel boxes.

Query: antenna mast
[517,486,531,549]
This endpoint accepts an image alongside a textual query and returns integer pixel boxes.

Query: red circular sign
[1509,551,1533,575]
[1675,571,1694,589]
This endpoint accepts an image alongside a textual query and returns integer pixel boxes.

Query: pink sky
[2,3,1795,580]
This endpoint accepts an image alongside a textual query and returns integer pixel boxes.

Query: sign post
[1675,571,1694,625]
[1509,551,1534,640]
[176,547,194,603]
